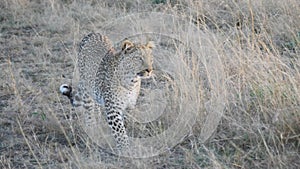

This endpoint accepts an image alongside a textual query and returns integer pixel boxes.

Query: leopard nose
[146,68,152,73]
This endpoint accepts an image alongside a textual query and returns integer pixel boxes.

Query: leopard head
[119,40,155,80]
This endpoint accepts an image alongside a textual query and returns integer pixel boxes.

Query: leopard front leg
[104,98,129,150]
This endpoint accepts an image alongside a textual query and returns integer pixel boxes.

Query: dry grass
[1,0,299,168]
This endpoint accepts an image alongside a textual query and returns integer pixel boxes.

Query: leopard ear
[122,40,134,50]
[146,41,155,49]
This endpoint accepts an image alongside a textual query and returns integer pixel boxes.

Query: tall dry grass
[0,0,299,168]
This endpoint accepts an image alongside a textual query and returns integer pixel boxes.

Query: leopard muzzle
[137,68,153,78]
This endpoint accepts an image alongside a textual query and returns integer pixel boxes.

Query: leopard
[60,33,155,150]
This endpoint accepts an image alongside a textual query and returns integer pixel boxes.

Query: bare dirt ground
[0,0,299,168]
